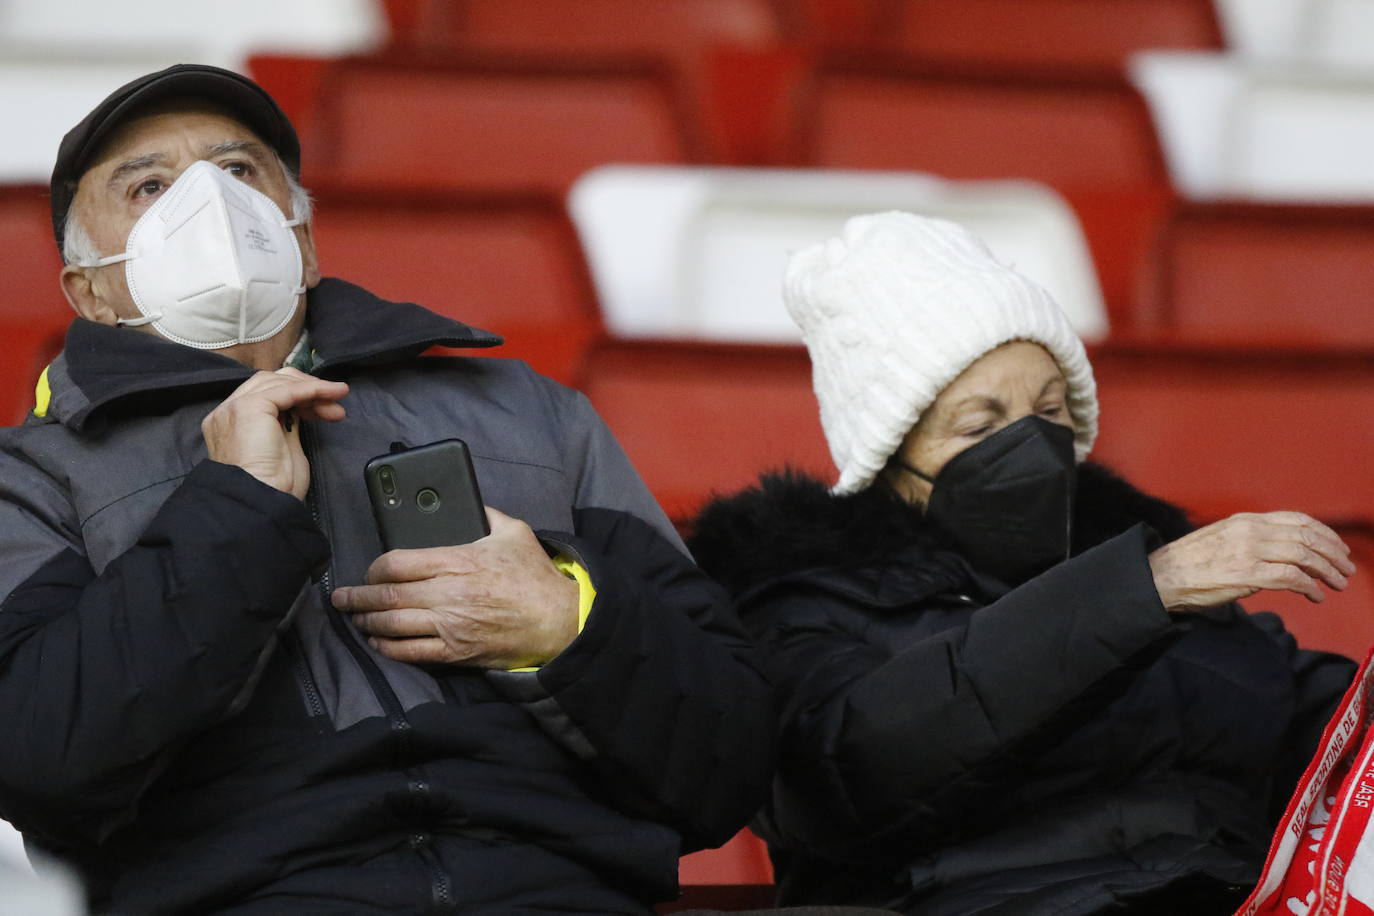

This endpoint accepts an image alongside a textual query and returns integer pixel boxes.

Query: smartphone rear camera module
[416,488,441,514]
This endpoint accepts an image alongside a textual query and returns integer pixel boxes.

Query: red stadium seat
[1135,202,1374,350]
[864,0,1223,71]
[309,188,602,383]
[659,828,775,912]
[443,0,783,58]
[440,0,788,162]
[0,185,71,425]
[1089,345,1374,525]
[577,340,829,525]
[788,59,1174,327]
[307,54,700,195]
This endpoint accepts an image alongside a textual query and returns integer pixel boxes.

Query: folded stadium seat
[659,828,775,912]
[308,187,602,383]
[576,339,829,526]
[787,58,1176,331]
[1135,202,1374,349]
[859,0,1224,71]
[1089,344,1374,525]
[305,53,702,195]
[433,0,787,163]
[0,185,70,425]
[569,165,1108,344]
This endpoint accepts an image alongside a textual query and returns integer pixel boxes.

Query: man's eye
[1038,404,1065,418]
[222,161,253,179]
[134,179,164,198]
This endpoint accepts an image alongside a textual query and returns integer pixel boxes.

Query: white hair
[62,157,313,266]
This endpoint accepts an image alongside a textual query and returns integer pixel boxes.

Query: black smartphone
[364,439,489,550]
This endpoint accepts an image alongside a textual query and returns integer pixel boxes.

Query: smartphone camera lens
[378,465,397,496]
[416,488,441,514]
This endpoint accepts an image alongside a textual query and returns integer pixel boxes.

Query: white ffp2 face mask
[80,159,306,350]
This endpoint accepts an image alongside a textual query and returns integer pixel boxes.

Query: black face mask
[898,415,1077,585]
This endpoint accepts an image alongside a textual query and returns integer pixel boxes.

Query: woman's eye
[964,425,994,438]
[222,161,253,179]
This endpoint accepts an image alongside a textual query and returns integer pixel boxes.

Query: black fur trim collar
[687,462,1193,601]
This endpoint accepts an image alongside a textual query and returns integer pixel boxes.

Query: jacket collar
[687,463,1196,610]
[42,277,502,432]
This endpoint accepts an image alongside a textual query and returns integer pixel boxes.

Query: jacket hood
[688,463,1194,604]
[37,277,502,432]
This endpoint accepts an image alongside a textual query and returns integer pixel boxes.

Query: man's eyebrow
[204,139,270,161]
[106,154,165,188]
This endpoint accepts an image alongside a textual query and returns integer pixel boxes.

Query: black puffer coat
[689,464,1354,915]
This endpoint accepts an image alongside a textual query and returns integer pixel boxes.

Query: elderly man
[0,64,774,914]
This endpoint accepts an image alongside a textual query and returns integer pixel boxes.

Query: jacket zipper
[298,419,414,756]
[285,629,326,720]
[299,419,456,907]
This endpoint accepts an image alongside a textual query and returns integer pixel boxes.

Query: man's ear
[60,265,120,325]
[298,221,321,289]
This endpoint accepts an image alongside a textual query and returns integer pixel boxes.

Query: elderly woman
[688,213,1357,915]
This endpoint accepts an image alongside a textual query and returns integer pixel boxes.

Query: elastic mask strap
[894,459,936,484]
[76,251,134,269]
[116,313,163,328]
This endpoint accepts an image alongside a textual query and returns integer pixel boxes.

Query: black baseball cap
[49,63,301,252]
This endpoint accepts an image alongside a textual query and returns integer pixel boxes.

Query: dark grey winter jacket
[0,278,775,914]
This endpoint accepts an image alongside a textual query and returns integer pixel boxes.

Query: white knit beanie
[785,211,1099,494]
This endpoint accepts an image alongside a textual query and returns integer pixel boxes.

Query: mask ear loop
[74,251,166,327]
[894,459,937,484]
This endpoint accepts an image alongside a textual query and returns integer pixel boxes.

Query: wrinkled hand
[202,368,349,501]
[1148,511,1355,612]
[331,507,580,670]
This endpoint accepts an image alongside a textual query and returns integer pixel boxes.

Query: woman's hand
[1148,511,1355,612]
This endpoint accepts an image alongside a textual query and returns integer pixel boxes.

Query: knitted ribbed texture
[784,212,1099,494]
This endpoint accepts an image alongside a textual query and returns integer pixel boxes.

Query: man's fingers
[224,372,349,415]
[332,580,415,613]
[349,608,436,639]
[291,399,348,423]
[369,636,453,665]
[365,546,478,585]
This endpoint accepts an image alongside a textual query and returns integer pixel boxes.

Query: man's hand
[202,368,349,501]
[331,507,580,670]
[1148,511,1355,612]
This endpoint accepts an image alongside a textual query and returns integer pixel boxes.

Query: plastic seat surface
[570,165,1107,345]
[310,56,697,195]
[1089,346,1374,525]
[0,185,70,425]
[442,0,783,56]
[309,189,601,383]
[869,0,1223,70]
[577,340,828,523]
[1138,202,1374,349]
